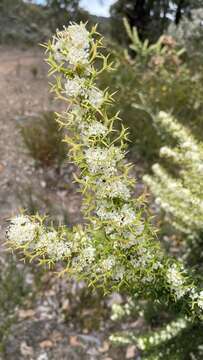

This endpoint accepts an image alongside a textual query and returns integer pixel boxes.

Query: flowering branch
[6,23,203,318]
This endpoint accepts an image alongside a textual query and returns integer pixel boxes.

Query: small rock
[18,309,35,319]
[39,339,54,349]
[77,334,101,347]
[20,341,34,357]
[98,341,109,353]
[62,299,70,311]
[69,335,82,347]
[37,353,49,360]
[40,180,46,188]
[126,345,137,359]
[0,163,5,173]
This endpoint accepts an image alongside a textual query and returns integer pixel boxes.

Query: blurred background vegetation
[1,0,203,359]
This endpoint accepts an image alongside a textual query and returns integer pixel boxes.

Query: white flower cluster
[84,146,124,175]
[38,231,71,260]
[64,81,104,109]
[71,242,96,272]
[96,178,131,200]
[81,245,96,263]
[190,288,203,311]
[96,202,135,227]
[7,216,72,261]
[65,76,85,97]
[102,255,116,271]
[52,23,90,66]
[81,121,108,138]
[131,246,159,272]
[166,264,188,299]
[65,105,87,127]
[88,88,104,108]
[7,215,38,246]
[110,316,188,348]
[197,291,203,310]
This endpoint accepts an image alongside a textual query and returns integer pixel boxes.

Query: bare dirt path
[0,47,50,221]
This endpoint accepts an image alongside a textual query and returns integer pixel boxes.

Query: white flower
[68,23,90,50]
[113,265,125,280]
[68,46,89,65]
[65,76,84,97]
[67,104,87,126]
[167,264,184,287]
[81,121,108,138]
[167,264,187,299]
[52,23,90,65]
[7,216,38,245]
[52,38,68,62]
[84,146,124,175]
[10,215,30,226]
[38,231,71,260]
[197,291,203,310]
[38,230,57,246]
[120,204,135,226]
[96,202,135,227]
[88,88,104,108]
[111,304,125,321]
[102,256,116,271]
[96,179,131,200]
[82,245,96,262]
[47,240,71,260]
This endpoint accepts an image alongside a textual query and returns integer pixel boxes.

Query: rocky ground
[0,46,142,360]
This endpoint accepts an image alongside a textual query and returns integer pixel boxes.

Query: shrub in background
[99,19,203,164]
[168,8,203,69]
[19,111,67,168]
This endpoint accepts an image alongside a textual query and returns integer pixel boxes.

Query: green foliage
[144,112,203,236]
[99,19,203,164]
[19,111,67,167]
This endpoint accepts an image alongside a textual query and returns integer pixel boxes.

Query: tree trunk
[175,0,184,24]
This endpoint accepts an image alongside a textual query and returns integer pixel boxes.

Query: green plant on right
[113,112,203,360]
[99,19,203,164]
[143,110,203,281]
[105,20,203,359]
[19,111,67,168]
[111,112,203,360]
